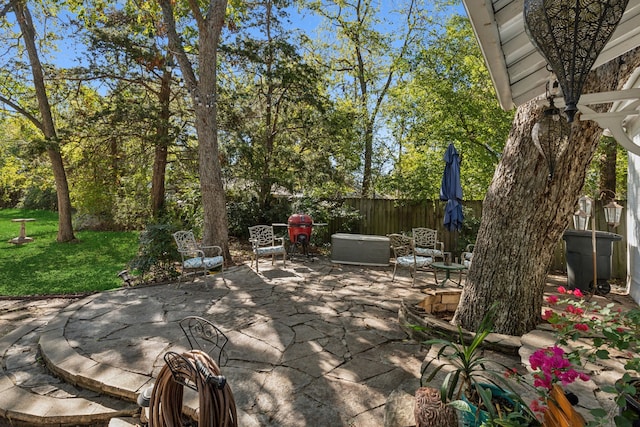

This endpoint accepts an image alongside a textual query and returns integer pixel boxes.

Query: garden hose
[148,349,237,427]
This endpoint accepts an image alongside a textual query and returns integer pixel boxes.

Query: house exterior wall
[629,146,640,303]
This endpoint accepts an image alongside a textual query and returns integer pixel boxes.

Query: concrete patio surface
[0,256,636,426]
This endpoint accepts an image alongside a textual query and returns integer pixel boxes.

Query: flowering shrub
[539,286,640,425]
[529,346,590,390]
[543,286,639,370]
[524,345,590,419]
[448,287,639,426]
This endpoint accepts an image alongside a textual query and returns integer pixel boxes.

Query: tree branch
[0,94,43,131]
[0,1,11,19]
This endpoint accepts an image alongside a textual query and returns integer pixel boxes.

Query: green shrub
[164,185,204,235]
[226,196,291,240]
[19,185,57,210]
[226,198,261,239]
[458,205,481,253]
[127,222,180,282]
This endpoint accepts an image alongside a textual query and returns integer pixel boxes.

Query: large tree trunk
[151,67,172,218]
[12,0,75,242]
[196,6,230,260]
[453,48,640,335]
[158,0,231,261]
[599,135,618,194]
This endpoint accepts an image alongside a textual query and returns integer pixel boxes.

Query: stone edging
[38,294,152,402]
[0,312,137,425]
[37,291,203,423]
[399,298,521,355]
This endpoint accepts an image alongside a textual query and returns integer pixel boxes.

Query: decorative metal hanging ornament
[523,0,630,122]
[532,96,571,179]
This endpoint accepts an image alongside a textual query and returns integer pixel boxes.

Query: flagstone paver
[0,258,431,426]
[1,258,636,426]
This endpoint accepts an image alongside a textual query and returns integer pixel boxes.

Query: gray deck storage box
[331,233,390,266]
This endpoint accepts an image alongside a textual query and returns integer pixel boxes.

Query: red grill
[287,213,313,256]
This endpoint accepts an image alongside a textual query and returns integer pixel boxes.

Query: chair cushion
[397,255,432,267]
[415,247,443,257]
[184,256,224,270]
[256,245,286,256]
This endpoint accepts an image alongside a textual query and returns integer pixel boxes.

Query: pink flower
[573,289,584,298]
[546,295,558,305]
[529,346,589,391]
[542,309,554,320]
[504,368,518,378]
[530,397,547,415]
[532,373,551,389]
[574,323,589,332]
[557,286,567,294]
[564,305,585,316]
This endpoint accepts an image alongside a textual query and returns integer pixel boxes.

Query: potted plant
[420,307,539,426]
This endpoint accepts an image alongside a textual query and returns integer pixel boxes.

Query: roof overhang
[462,0,640,154]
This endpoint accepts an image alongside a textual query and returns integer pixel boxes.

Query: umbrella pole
[454,230,458,262]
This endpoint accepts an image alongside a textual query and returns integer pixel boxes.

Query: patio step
[0,303,139,426]
[108,417,143,426]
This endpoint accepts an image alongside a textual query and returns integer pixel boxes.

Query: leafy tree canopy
[380,14,514,200]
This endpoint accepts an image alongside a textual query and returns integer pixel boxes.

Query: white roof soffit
[463,0,640,110]
[463,0,640,155]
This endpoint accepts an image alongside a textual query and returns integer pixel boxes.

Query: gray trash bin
[562,229,622,293]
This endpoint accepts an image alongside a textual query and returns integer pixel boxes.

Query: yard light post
[523,0,630,122]
[117,270,134,287]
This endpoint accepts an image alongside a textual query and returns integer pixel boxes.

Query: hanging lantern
[577,195,593,217]
[523,0,630,122]
[572,209,590,231]
[572,196,592,230]
[603,199,623,227]
[531,97,571,178]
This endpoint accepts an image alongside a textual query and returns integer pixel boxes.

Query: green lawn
[0,209,139,296]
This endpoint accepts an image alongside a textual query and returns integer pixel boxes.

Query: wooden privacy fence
[323,198,627,279]
[326,198,482,253]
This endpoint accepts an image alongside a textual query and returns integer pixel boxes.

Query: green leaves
[384,13,513,200]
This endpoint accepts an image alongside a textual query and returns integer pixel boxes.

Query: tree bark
[453,48,640,335]
[151,66,172,218]
[598,135,618,195]
[12,0,75,242]
[158,0,231,261]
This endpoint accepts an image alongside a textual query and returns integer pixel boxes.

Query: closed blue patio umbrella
[440,143,464,232]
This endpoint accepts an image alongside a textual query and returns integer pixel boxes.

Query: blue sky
[39,1,465,70]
